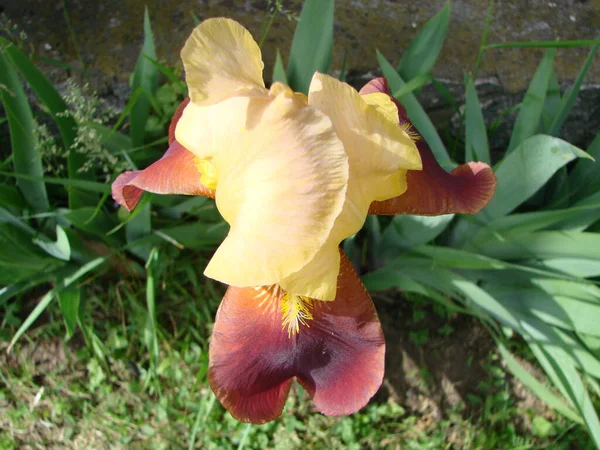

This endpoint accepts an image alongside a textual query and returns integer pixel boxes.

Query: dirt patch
[373,289,550,428]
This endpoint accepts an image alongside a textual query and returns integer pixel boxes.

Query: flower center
[195,157,218,190]
[280,292,313,337]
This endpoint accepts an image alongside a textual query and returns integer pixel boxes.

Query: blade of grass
[465,75,491,163]
[390,74,431,99]
[473,0,495,79]
[378,51,453,169]
[144,248,161,393]
[7,256,107,352]
[272,49,288,84]
[496,340,582,424]
[396,1,450,80]
[58,286,80,340]
[549,38,599,137]
[506,49,555,154]
[0,37,92,208]
[0,51,49,213]
[130,7,158,149]
[486,40,600,49]
[286,0,334,94]
[128,8,157,260]
[0,171,110,194]
[338,49,349,82]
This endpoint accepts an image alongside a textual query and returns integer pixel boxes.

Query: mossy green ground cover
[0,273,592,449]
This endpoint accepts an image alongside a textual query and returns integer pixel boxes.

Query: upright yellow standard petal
[181,18,266,105]
[175,95,271,159]
[203,84,349,288]
[278,74,423,301]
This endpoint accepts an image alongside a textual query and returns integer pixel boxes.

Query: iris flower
[112,18,496,423]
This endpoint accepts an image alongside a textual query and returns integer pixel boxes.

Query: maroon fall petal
[208,251,385,424]
[111,140,214,212]
[360,77,497,216]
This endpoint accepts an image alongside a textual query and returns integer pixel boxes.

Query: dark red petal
[208,251,385,423]
[296,253,385,416]
[111,140,214,211]
[208,286,295,424]
[168,98,191,145]
[360,77,497,216]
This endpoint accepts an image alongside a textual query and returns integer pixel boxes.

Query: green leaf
[90,123,133,152]
[390,74,431,99]
[0,223,62,284]
[378,51,453,169]
[380,214,453,256]
[0,185,26,211]
[396,1,450,80]
[555,190,600,232]
[363,270,468,315]
[482,135,590,220]
[158,222,229,249]
[506,50,555,154]
[533,345,600,447]
[127,9,156,260]
[0,50,49,213]
[272,49,288,85]
[465,76,490,163]
[144,248,161,389]
[33,224,71,261]
[58,286,80,340]
[569,134,600,203]
[484,283,600,337]
[534,257,600,278]
[126,202,152,260]
[549,40,598,136]
[0,37,92,208]
[286,0,334,94]
[474,231,600,261]
[539,69,561,134]
[130,8,158,148]
[0,170,111,194]
[496,340,582,424]
[8,256,107,352]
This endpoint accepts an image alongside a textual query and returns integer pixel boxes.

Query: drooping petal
[208,251,385,423]
[181,18,265,105]
[200,84,349,291]
[111,140,214,211]
[359,77,497,216]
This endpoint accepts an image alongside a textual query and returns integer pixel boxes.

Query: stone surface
[2,0,599,91]
[2,0,598,151]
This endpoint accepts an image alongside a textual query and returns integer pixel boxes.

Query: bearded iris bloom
[112,18,496,423]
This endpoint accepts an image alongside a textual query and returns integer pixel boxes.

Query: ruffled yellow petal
[175,95,270,159]
[203,83,349,288]
[279,73,423,300]
[309,72,421,206]
[279,242,340,301]
[361,93,400,125]
[181,18,266,105]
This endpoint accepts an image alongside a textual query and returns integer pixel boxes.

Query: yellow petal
[361,92,400,125]
[181,18,266,105]
[175,95,271,159]
[309,72,421,205]
[278,73,423,300]
[278,242,340,301]
[203,85,349,288]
